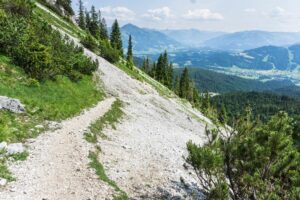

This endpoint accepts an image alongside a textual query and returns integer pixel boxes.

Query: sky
[72,0,300,32]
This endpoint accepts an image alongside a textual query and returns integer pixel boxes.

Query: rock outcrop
[0,96,25,113]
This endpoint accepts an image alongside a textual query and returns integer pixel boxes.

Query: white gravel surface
[0,5,209,198]
[0,98,116,200]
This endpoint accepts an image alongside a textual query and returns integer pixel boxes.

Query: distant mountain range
[161,29,225,47]
[121,24,182,53]
[121,24,300,53]
[203,31,300,51]
[162,45,300,70]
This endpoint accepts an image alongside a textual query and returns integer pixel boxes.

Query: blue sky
[72,0,300,32]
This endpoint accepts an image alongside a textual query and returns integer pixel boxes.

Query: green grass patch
[0,162,14,181]
[85,99,124,142]
[89,151,128,200]
[10,151,29,161]
[116,61,174,97]
[0,54,104,142]
[33,4,86,39]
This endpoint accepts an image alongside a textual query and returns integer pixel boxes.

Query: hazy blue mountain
[144,44,300,85]
[203,31,300,51]
[121,24,182,53]
[161,29,225,47]
[148,44,300,71]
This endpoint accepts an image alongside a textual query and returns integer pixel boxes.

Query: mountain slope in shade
[121,24,182,53]
[152,44,300,71]
[161,29,225,47]
[203,31,300,51]
[174,68,295,94]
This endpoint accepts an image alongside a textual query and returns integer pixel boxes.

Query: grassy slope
[0,55,104,142]
[0,54,103,179]
[34,3,86,39]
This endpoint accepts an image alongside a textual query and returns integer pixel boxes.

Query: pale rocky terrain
[0,3,210,199]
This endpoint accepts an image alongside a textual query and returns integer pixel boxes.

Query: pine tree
[78,0,85,29]
[126,35,133,68]
[150,62,156,78]
[85,10,91,31]
[89,6,100,38]
[142,57,151,74]
[155,54,164,82]
[174,76,180,95]
[167,62,173,89]
[100,18,109,40]
[110,19,123,57]
[187,112,300,199]
[179,67,190,99]
[162,51,169,85]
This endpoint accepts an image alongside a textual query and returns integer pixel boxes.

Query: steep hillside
[0,2,209,199]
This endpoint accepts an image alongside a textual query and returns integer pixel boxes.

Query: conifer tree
[110,19,123,57]
[88,6,100,38]
[187,112,300,199]
[179,67,190,99]
[155,54,164,82]
[126,35,133,68]
[167,63,173,89]
[85,10,91,31]
[174,76,180,95]
[150,62,157,78]
[78,0,85,29]
[142,57,151,74]
[100,18,109,40]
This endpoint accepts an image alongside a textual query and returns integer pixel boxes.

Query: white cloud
[269,6,289,18]
[183,9,224,20]
[190,0,196,3]
[244,8,257,13]
[143,7,174,21]
[100,6,136,21]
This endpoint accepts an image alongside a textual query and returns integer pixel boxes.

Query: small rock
[0,142,7,151]
[7,143,25,155]
[0,178,7,186]
[35,125,44,129]
[0,96,25,113]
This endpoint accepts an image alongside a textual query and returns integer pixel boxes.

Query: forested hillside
[174,68,297,95]
[211,92,300,147]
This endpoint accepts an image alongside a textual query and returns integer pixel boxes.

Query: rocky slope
[0,4,209,199]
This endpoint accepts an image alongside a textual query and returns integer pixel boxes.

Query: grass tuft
[89,151,128,200]
[85,99,124,142]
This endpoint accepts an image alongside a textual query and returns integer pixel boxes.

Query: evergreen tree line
[0,0,97,81]
[187,111,300,199]
[38,0,74,17]
[77,0,125,64]
[142,54,201,107]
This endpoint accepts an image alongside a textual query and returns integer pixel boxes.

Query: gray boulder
[0,142,7,151]
[6,143,25,155]
[0,96,25,113]
[0,178,7,186]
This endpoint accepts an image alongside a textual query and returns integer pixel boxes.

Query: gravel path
[0,5,209,198]
[84,48,208,199]
[0,98,116,200]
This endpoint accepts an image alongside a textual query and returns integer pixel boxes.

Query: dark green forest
[211,92,300,148]
[173,68,298,96]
